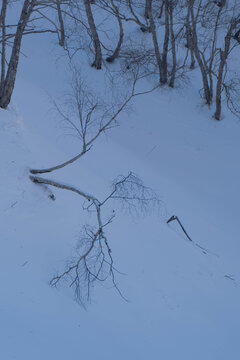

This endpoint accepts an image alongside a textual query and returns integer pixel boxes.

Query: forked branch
[30,172,159,303]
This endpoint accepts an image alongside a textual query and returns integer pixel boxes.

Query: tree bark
[147,0,162,84]
[0,0,35,109]
[56,0,65,47]
[161,0,169,85]
[144,0,149,20]
[0,0,7,98]
[185,3,195,69]
[214,26,233,120]
[83,0,102,69]
[106,0,123,63]
[169,0,176,88]
[189,0,212,105]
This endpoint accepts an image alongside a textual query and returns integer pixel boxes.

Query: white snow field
[1,22,240,360]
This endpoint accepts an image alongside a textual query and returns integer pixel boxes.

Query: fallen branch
[166,215,193,242]
[166,215,211,255]
[30,172,158,303]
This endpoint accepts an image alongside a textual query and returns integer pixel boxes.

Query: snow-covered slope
[1,33,240,360]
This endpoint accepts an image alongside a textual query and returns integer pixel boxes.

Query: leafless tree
[29,70,143,174]
[184,1,195,69]
[0,0,68,109]
[56,0,66,47]
[223,76,240,118]
[214,9,240,119]
[142,0,185,86]
[187,0,240,118]
[30,172,159,303]
[146,0,164,84]
[83,0,102,68]
[188,0,213,105]
[28,70,159,303]
[0,0,36,108]
[101,0,124,63]
[2,0,240,115]
[125,0,150,31]
[168,0,177,87]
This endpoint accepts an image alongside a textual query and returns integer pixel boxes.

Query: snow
[1,15,240,360]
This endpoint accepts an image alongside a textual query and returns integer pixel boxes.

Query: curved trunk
[190,1,211,105]
[106,0,123,63]
[0,0,35,109]
[83,0,102,69]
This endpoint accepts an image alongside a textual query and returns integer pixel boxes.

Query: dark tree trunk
[214,27,233,120]
[147,0,162,84]
[190,0,212,105]
[160,0,169,85]
[0,0,35,109]
[106,0,123,63]
[0,0,7,98]
[56,0,65,47]
[83,0,102,69]
[169,0,176,88]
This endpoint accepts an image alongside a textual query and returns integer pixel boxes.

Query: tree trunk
[189,0,211,105]
[169,0,176,88]
[83,0,102,69]
[147,0,162,84]
[0,0,35,109]
[161,0,169,85]
[0,0,7,98]
[185,4,195,69]
[214,27,232,120]
[144,0,149,20]
[214,50,224,120]
[106,0,123,63]
[56,0,65,47]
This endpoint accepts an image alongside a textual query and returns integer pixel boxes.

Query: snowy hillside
[1,60,240,359]
[1,1,240,358]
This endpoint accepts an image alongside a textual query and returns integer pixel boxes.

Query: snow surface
[1,21,240,360]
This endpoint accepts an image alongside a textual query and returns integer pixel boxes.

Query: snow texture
[1,13,240,360]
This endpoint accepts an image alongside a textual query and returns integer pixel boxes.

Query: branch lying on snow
[166,215,212,255]
[167,215,193,242]
[28,70,160,303]
[30,172,159,303]
[29,72,158,175]
[29,175,98,202]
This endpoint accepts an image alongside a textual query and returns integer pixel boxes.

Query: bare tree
[0,0,7,97]
[28,70,159,303]
[146,0,163,84]
[168,0,177,87]
[29,71,140,174]
[0,0,36,109]
[83,0,102,68]
[105,0,124,63]
[189,0,213,105]
[187,0,240,118]
[184,1,195,69]
[56,0,66,47]
[161,0,170,85]
[126,0,150,32]
[30,172,159,303]
[214,13,240,119]
[144,0,172,85]
[2,0,240,116]
[0,0,69,109]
